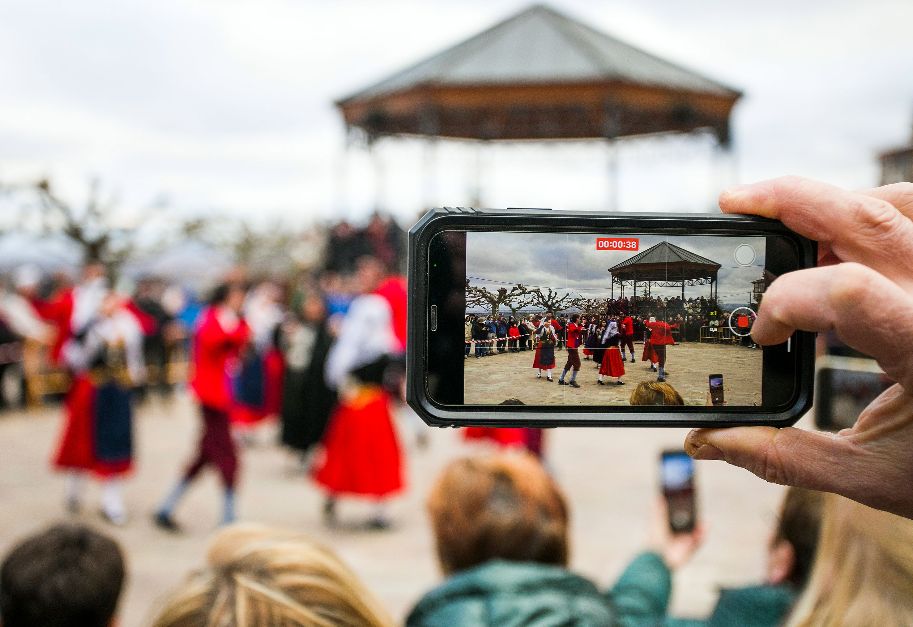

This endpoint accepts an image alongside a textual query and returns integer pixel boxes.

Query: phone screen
[460,231,768,407]
[661,450,696,533]
[709,374,725,406]
[815,356,893,431]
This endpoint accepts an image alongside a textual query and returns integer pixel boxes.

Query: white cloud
[0,0,910,226]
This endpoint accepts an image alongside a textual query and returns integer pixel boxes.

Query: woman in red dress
[313,258,405,530]
[597,320,626,385]
[54,290,145,526]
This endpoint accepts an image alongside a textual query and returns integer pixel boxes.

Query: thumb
[684,426,857,492]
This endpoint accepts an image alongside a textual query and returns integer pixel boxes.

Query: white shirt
[325,294,398,390]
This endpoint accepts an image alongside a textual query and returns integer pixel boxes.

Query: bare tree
[465,281,530,317]
[570,296,609,316]
[527,287,574,314]
[1,177,186,278]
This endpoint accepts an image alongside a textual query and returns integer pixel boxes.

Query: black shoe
[657,377,666,383]
[569,381,581,388]
[154,511,180,533]
[558,380,567,386]
[616,380,625,385]
[546,377,553,382]
[597,380,605,385]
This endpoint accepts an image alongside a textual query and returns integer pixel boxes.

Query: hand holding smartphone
[407,207,816,427]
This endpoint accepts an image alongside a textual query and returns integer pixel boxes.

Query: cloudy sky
[467,232,765,304]
[1,0,911,229]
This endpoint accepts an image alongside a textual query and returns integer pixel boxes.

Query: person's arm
[611,499,704,627]
[685,177,913,519]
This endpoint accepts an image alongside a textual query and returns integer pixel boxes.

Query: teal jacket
[406,553,672,627]
[666,585,796,627]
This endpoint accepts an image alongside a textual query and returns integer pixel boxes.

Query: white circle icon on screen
[728,307,757,337]
[734,244,756,266]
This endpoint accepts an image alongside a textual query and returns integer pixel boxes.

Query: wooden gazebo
[608,241,721,309]
[336,4,741,209]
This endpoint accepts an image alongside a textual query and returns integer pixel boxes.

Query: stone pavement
[0,392,795,627]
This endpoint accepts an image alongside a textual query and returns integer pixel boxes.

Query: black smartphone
[709,373,725,406]
[661,449,697,533]
[407,207,816,427]
[815,355,894,432]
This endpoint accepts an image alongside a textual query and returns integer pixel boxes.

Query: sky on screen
[466,232,765,304]
[0,0,911,228]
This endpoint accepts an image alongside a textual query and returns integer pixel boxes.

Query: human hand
[649,497,705,570]
[685,177,913,519]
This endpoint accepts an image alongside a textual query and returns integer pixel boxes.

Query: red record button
[596,237,639,251]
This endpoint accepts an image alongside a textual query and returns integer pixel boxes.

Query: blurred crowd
[4,451,913,626]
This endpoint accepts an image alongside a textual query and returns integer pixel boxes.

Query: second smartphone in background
[661,450,697,533]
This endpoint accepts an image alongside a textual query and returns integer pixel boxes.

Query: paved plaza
[0,392,795,626]
[465,341,763,406]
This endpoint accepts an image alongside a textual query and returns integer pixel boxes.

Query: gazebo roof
[608,241,721,284]
[341,4,738,102]
[337,4,741,142]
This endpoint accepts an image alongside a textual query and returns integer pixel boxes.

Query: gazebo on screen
[335,4,742,210]
[608,241,721,311]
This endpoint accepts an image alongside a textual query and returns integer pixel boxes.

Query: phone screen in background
[709,374,725,406]
[661,451,696,532]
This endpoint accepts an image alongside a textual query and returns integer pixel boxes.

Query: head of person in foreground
[787,494,913,626]
[150,523,393,627]
[427,452,569,575]
[0,523,125,627]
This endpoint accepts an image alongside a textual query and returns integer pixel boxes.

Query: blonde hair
[427,452,569,575]
[629,381,684,406]
[150,524,394,627]
[787,495,913,627]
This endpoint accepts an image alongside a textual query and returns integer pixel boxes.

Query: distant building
[879,122,913,184]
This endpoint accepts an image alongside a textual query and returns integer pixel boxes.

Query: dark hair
[774,487,825,589]
[208,281,246,306]
[570,314,579,323]
[0,523,125,627]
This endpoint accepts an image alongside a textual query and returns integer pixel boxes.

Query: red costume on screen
[644,320,677,345]
[600,347,626,377]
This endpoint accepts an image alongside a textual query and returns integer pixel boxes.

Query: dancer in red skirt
[644,315,678,383]
[597,319,625,385]
[155,282,250,531]
[642,316,660,372]
[314,257,405,530]
[54,287,146,526]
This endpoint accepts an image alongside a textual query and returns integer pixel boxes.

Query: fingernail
[690,442,724,461]
[720,184,753,199]
[685,431,724,460]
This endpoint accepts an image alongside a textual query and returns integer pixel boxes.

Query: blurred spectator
[279,292,337,462]
[0,523,125,627]
[407,453,701,627]
[650,487,824,627]
[364,212,406,274]
[629,381,685,406]
[786,494,913,626]
[150,523,394,627]
[323,220,370,275]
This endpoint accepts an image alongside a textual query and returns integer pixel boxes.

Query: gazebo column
[370,137,386,212]
[422,137,438,210]
[606,138,620,212]
[334,126,354,218]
